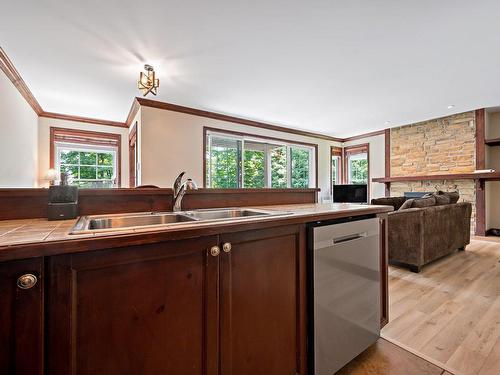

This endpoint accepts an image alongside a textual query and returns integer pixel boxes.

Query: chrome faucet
[173,172,198,212]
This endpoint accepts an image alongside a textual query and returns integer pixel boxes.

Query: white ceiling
[2,0,500,137]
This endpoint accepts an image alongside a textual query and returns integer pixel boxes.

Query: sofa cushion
[438,191,459,204]
[398,199,415,210]
[434,194,451,205]
[422,192,450,206]
[371,196,407,210]
[399,196,436,210]
[412,196,436,208]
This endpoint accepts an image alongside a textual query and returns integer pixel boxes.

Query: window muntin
[205,131,315,188]
[56,144,118,188]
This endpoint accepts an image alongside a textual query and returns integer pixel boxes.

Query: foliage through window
[347,152,368,184]
[206,130,315,189]
[56,145,118,188]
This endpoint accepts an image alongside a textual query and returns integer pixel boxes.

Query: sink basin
[89,213,196,230]
[182,208,272,221]
[70,208,287,234]
[71,212,197,234]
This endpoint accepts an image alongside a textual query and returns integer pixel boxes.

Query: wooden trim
[203,126,319,189]
[330,146,343,198]
[372,172,500,183]
[129,122,138,187]
[476,109,486,170]
[475,109,486,236]
[40,111,127,128]
[137,97,343,142]
[385,128,391,197]
[125,98,141,127]
[49,127,122,187]
[0,47,43,114]
[485,137,500,146]
[379,214,389,328]
[343,129,386,142]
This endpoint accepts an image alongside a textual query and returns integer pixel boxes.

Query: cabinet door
[0,258,43,375]
[47,236,219,375]
[219,225,307,375]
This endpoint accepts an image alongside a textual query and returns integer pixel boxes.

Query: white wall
[139,106,342,200]
[485,111,500,229]
[0,69,38,187]
[38,117,130,187]
[344,133,386,200]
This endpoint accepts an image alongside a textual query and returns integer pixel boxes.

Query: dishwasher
[307,215,380,375]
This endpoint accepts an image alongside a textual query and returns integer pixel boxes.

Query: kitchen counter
[0,203,392,261]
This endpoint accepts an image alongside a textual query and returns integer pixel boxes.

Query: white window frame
[206,130,316,188]
[55,142,118,187]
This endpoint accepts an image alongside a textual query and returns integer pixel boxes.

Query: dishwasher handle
[333,232,367,245]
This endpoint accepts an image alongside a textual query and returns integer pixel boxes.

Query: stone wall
[389,111,476,232]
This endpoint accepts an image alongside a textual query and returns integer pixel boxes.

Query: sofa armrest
[387,208,425,266]
[421,202,472,262]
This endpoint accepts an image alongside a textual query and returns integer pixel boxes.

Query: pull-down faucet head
[172,172,198,212]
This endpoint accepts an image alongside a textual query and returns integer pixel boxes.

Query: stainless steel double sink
[71,208,286,234]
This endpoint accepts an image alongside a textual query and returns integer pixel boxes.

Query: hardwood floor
[336,338,446,374]
[381,239,500,375]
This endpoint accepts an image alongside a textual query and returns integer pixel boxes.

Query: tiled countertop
[0,203,392,261]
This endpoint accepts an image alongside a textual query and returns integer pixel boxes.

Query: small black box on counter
[47,185,79,220]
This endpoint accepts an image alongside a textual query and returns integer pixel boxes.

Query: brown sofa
[371,196,472,272]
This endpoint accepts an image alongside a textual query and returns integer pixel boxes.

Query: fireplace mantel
[372,172,500,184]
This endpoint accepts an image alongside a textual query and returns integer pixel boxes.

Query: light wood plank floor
[336,338,446,374]
[381,239,500,375]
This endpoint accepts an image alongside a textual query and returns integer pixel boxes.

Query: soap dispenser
[47,172,79,220]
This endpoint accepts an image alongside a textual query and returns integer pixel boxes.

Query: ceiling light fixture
[137,64,159,96]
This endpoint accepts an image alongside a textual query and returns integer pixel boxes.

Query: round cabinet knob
[17,274,37,289]
[222,242,232,253]
[210,246,221,257]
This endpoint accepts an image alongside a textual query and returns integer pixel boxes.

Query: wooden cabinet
[219,225,307,375]
[47,236,220,375]
[0,258,44,375]
[46,225,307,375]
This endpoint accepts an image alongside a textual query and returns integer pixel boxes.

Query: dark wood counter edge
[0,206,392,262]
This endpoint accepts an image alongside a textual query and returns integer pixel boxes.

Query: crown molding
[0,47,43,114]
[39,111,128,128]
[125,98,141,127]
[342,129,386,142]
[135,97,345,142]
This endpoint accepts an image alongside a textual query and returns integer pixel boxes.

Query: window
[50,127,121,188]
[330,147,342,190]
[344,144,369,185]
[205,128,316,189]
[56,146,117,188]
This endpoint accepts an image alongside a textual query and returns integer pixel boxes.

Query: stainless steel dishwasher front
[307,216,380,375]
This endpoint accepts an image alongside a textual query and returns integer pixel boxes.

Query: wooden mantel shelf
[485,138,500,147]
[372,172,500,183]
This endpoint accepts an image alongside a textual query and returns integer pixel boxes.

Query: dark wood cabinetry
[0,258,44,375]
[46,225,306,375]
[47,236,220,375]
[1,219,386,374]
[219,225,307,375]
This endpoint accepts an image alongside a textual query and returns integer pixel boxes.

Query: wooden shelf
[485,138,500,147]
[372,172,500,183]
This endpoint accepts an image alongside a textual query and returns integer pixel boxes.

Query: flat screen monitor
[333,184,368,203]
